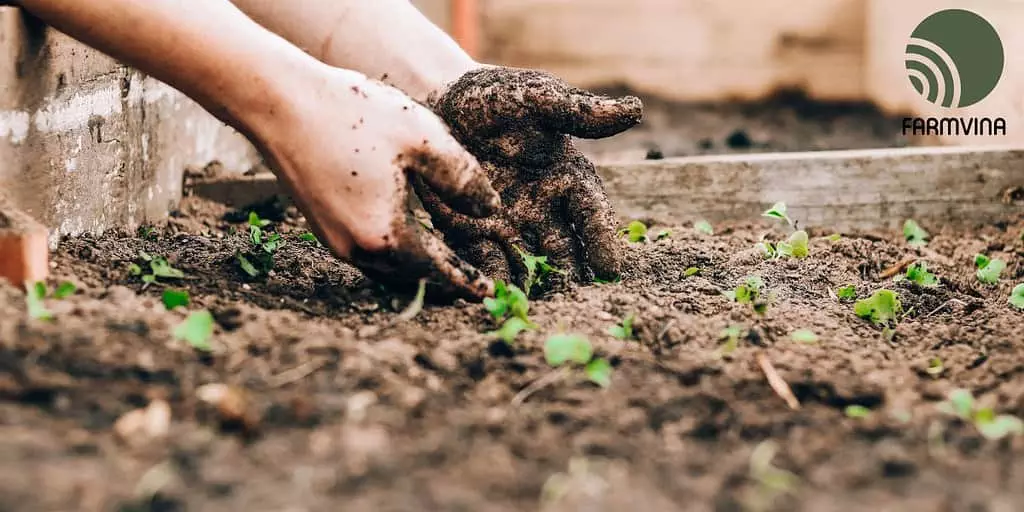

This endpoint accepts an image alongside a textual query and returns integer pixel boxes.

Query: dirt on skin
[2,186,1024,511]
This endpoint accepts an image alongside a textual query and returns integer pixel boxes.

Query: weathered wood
[187,147,1024,230]
[0,195,48,287]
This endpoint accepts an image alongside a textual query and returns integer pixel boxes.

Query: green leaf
[836,285,856,301]
[719,325,744,355]
[903,219,929,247]
[762,202,792,225]
[53,281,77,299]
[694,220,714,235]
[608,314,635,340]
[248,211,270,227]
[237,253,260,278]
[976,258,1005,285]
[854,290,902,326]
[149,256,184,279]
[162,289,190,310]
[827,233,842,242]
[845,405,871,419]
[945,389,974,419]
[584,358,612,388]
[249,224,263,246]
[905,261,939,287]
[684,267,701,277]
[1010,284,1024,310]
[174,310,215,351]
[300,232,322,246]
[25,281,53,321]
[128,263,142,276]
[505,284,530,321]
[974,253,991,269]
[488,317,534,345]
[593,275,622,285]
[654,229,672,241]
[619,220,648,243]
[138,251,153,262]
[142,274,157,285]
[787,230,809,258]
[732,276,765,304]
[517,247,564,295]
[976,414,1024,440]
[395,279,427,322]
[756,242,777,259]
[544,333,593,366]
[926,357,944,377]
[483,280,530,322]
[790,329,818,344]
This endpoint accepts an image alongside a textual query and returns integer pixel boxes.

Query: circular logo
[905,9,1004,108]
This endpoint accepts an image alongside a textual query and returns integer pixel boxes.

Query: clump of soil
[1,190,1023,511]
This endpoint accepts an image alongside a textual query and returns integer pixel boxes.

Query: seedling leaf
[790,330,818,344]
[544,334,593,367]
[608,313,635,340]
[718,325,745,356]
[584,358,612,388]
[926,357,944,377]
[488,317,534,345]
[248,211,270,228]
[974,254,991,269]
[517,247,564,295]
[174,310,214,351]
[684,267,701,277]
[654,229,672,241]
[776,230,809,258]
[694,220,714,235]
[25,281,53,321]
[762,202,792,225]
[128,263,142,276]
[619,220,648,243]
[237,254,259,278]
[1011,284,1024,310]
[903,219,929,247]
[53,281,77,299]
[976,258,1005,285]
[150,256,184,279]
[299,232,323,246]
[845,405,871,418]
[394,279,426,322]
[484,280,529,322]
[977,414,1024,440]
[593,275,622,285]
[836,285,856,301]
[854,289,902,326]
[162,289,190,310]
[905,261,938,287]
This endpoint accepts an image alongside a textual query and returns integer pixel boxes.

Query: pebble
[113,399,171,447]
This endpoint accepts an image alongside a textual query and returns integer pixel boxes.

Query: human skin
[13,0,503,299]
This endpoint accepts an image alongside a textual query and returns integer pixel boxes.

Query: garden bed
[1,189,1023,511]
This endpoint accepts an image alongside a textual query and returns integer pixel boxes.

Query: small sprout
[975,256,1005,285]
[925,357,944,377]
[619,220,649,243]
[904,261,939,287]
[762,202,793,226]
[718,325,745,356]
[53,281,77,299]
[248,211,270,228]
[854,289,902,327]
[727,275,765,304]
[137,225,158,240]
[237,254,259,278]
[654,229,672,241]
[25,281,53,321]
[827,233,842,242]
[162,289,190,310]
[937,389,1024,440]
[1010,284,1024,310]
[694,220,714,235]
[790,329,818,344]
[584,358,613,388]
[239,213,283,277]
[684,267,701,277]
[756,241,777,259]
[174,310,215,352]
[845,405,871,418]
[938,388,975,420]
[544,333,593,366]
[128,263,142,276]
[394,278,426,323]
[775,230,809,259]
[903,219,929,247]
[483,280,529,322]
[517,247,565,295]
[488,317,534,345]
[593,275,622,285]
[608,313,635,340]
[836,285,857,301]
[299,232,323,246]
[149,255,185,279]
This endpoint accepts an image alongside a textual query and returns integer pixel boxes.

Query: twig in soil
[511,366,570,407]
[266,359,328,388]
[923,299,967,319]
[878,257,917,279]
[756,353,800,410]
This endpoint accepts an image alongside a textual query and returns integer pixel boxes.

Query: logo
[904,9,1004,108]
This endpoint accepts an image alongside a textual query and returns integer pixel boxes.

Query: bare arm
[227,0,479,102]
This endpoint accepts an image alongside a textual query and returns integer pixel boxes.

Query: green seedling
[1011,284,1024,310]
[745,440,800,511]
[725,275,764,304]
[488,317,535,345]
[174,310,214,352]
[130,251,185,286]
[162,289,190,310]
[25,281,52,321]
[827,233,842,242]
[854,289,902,327]
[483,280,529,322]
[903,261,938,287]
[619,220,648,243]
[137,225,158,241]
[836,285,857,301]
[394,279,426,323]
[608,313,635,340]
[756,241,777,259]
[299,232,323,247]
[762,202,793,226]
[790,329,818,344]
[845,405,871,419]
[903,219,929,247]
[517,246,565,295]
[238,212,283,278]
[593,275,622,285]
[937,389,1024,440]
[718,325,746,356]
[53,281,77,299]
[974,254,1005,285]
[684,267,701,277]
[926,357,944,377]
[775,230,809,259]
[694,220,714,235]
[544,333,612,388]
[654,229,672,241]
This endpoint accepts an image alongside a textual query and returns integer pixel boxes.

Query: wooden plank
[187,147,1024,231]
[0,195,48,287]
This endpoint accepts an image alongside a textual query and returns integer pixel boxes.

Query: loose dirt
[2,102,1022,512]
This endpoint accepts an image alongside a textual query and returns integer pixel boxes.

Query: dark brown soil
[2,189,1023,511]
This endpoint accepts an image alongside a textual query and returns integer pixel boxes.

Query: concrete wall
[0,8,258,242]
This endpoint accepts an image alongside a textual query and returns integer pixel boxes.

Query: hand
[418,66,643,289]
[250,65,501,300]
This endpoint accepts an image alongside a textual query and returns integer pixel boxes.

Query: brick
[0,195,48,287]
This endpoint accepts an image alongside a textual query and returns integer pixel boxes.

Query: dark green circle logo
[905,9,1004,108]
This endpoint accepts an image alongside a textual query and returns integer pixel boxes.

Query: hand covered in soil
[253,66,501,299]
[420,66,643,288]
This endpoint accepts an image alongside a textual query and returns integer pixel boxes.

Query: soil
[2,102,1022,512]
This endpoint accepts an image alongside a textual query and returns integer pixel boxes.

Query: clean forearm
[228,0,478,102]
[16,0,322,134]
